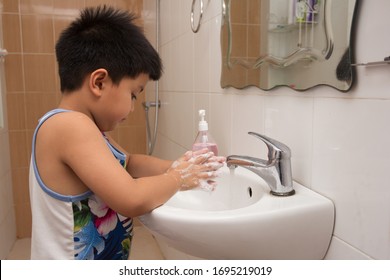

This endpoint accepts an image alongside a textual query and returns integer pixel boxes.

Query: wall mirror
[220,0,360,91]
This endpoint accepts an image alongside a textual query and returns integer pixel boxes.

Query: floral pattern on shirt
[73,195,133,260]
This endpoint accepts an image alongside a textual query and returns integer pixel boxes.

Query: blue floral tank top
[30,109,133,260]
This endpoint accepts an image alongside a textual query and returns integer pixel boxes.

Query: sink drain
[247,187,253,198]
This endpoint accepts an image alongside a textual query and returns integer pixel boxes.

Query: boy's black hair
[55,5,162,93]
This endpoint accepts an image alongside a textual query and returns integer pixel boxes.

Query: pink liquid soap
[192,142,218,156]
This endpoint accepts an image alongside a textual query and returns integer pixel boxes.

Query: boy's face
[98,73,149,131]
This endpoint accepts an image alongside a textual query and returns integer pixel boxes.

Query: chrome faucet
[226,132,295,196]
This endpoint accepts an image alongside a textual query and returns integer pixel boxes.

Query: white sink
[139,166,334,259]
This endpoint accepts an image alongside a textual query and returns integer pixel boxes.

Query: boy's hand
[166,148,226,191]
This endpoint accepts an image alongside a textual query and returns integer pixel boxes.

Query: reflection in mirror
[221,0,360,91]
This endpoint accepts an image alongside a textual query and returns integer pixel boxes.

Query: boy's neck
[58,89,93,120]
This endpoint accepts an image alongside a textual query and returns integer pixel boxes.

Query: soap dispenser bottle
[192,109,218,156]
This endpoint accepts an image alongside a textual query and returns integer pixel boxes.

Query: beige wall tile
[248,0,261,24]
[85,0,117,8]
[231,24,247,58]
[116,0,130,10]
[25,130,34,160]
[117,125,146,154]
[121,0,143,15]
[2,14,22,53]
[9,131,30,169]
[6,93,27,130]
[53,0,85,16]
[11,168,30,204]
[230,0,248,24]
[21,14,54,53]
[23,54,56,92]
[3,0,20,13]
[25,92,58,129]
[4,54,24,93]
[248,25,261,58]
[0,131,11,174]
[20,0,54,15]
[14,202,32,238]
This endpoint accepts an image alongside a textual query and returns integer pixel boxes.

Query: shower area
[0,0,161,258]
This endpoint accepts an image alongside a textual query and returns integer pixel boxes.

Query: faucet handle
[248,132,291,161]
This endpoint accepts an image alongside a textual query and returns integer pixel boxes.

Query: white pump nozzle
[198,109,208,131]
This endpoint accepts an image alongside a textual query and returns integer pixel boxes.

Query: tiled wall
[149,0,390,259]
[0,116,16,260]
[1,0,146,239]
[0,7,17,256]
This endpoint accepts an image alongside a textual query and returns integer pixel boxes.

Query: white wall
[145,0,390,259]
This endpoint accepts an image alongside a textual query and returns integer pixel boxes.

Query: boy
[29,6,224,260]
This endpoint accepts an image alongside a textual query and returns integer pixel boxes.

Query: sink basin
[139,166,334,259]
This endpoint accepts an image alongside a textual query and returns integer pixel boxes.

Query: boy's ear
[89,68,109,97]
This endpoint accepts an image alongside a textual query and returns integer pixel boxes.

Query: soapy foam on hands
[188,151,214,163]
[171,160,180,169]
[205,161,224,169]
[170,151,225,191]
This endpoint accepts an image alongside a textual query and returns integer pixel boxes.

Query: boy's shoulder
[43,110,92,127]
[38,110,100,144]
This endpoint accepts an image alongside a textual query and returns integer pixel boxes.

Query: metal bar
[351,56,390,67]
[0,49,8,57]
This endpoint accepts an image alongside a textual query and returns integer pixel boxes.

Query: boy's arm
[104,134,172,177]
[126,154,172,178]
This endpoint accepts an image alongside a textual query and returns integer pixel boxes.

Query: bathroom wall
[147,0,390,259]
[0,79,16,259]
[1,0,146,240]
[0,74,16,259]
[0,1,17,259]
